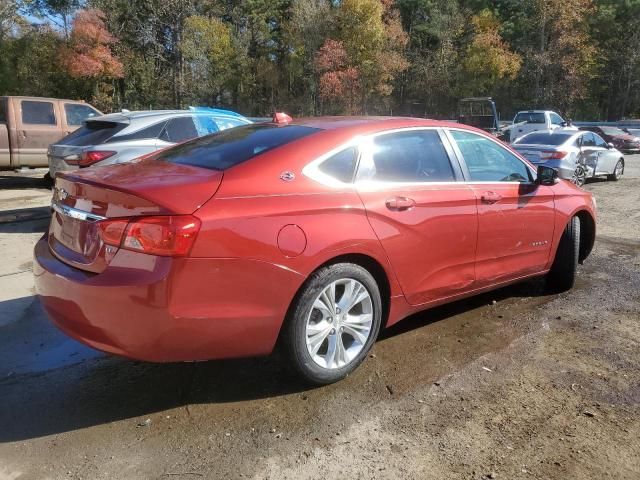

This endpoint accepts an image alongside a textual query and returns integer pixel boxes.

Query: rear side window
[319,148,358,183]
[514,112,545,124]
[64,103,100,126]
[156,124,320,170]
[451,130,531,182]
[57,121,126,146]
[22,101,56,125]
[160,116,198,143]
[364,130,455,183]
[106,121,166,143]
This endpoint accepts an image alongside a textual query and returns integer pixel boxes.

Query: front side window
[155,124,320,171]
[21,101,56,125]
[450,130,531,183]
[361,130,455,183]
[319,148,358,183]
[550,113,564,125]
[64,103,100,126]
[581,132,596,147]
[215,117,248,131]
[193,115,219,136]
[593,133,609,148]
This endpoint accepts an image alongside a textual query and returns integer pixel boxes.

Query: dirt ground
[0,158,639,480]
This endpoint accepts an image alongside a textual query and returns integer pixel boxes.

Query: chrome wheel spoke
[305,278,374,370]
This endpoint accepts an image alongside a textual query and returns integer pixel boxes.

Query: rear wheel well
[278,253,392,349]
[575,210,595,263]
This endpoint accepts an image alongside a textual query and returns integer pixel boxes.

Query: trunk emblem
[280,171,295,182]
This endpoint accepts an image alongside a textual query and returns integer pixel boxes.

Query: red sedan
[34,117,596,384]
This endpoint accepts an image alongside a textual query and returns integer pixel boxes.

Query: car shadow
[0,277,553,443]
[0,206,50,234]
[0,174,51,190]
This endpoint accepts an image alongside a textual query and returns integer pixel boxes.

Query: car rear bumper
[33,236,304,362]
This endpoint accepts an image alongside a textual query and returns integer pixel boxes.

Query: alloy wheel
[572,166,586,187]
[305,278,373,370]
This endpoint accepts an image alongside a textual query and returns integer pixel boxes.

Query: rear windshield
[514,132,573,146]
[155,124,320,170]
[58,121,126,146]
[514,112,545,124]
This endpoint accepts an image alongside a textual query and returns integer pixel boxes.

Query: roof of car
[90,109,249,124]
[284,116,466,135]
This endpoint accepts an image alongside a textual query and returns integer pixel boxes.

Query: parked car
[0,96,101,170]
[507,110,574,143]
[34,117,596,385]
[623,127,640,141]
[47,107,251,179]
[579,125,640,154]
[513,130,624,186]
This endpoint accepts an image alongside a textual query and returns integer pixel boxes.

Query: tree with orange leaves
[60,8,123,79]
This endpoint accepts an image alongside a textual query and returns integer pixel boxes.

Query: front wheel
[607,159,623,181]
[283,263,382,385]
[547,216,580,293]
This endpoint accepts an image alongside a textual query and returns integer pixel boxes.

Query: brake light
[273,112,292,124]
[80,150,116,167]
[96,215,201,257]
[540,151,568,160]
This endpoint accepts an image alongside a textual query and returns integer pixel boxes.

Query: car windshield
[514,132,574,146]
[514,112,545,124]
[154,124,320,170]
[600,126,627,136]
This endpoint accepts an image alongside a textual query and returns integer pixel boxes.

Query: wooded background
[1,0,638,120]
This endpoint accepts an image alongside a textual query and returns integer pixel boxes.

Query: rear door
[579,132,601,177]
[16,99,64,166]
[356,128,478,306]
[446,129,556,287]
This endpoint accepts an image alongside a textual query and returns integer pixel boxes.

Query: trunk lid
[513,144,560,163]
[49,159,222,272]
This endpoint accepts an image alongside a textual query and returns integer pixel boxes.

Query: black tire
[283,263,382,385]
[547,216,580,292]
[607,159,623,181]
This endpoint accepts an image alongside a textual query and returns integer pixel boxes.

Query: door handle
[385,196,416,211]
[480,191,502,204]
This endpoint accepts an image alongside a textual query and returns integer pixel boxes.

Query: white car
[507,110,576,143]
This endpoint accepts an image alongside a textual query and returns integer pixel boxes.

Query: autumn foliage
[60,9,123,79]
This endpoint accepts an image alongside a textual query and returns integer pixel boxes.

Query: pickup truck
[507,110,574,143]
[0,96,101,170]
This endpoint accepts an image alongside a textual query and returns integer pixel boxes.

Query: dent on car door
[447,129,555,287]
[579,132,600,176]
[355,128,478,306]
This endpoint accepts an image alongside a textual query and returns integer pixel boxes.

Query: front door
[447,129,556,287]
[592,132,620,174]
[356,128,478,306]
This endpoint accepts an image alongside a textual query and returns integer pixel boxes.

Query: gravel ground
[0,159,638,480]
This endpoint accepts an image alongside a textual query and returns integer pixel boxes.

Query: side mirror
[607,142,614,149]
[536,165,559,186]
[560,121,568,127]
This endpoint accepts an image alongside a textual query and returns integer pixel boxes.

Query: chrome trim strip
[52,203,106,222]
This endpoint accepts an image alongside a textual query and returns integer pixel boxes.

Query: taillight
[96,215,201,257]
[79,150,116,167]
[540,151,568,160]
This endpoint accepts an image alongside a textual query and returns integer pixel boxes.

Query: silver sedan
[513,129,625,186]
